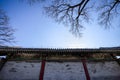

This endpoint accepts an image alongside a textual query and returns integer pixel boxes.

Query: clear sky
[0,0,120,48]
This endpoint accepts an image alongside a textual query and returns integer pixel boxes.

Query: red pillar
[82,59,90,80]
[39,60,46,80]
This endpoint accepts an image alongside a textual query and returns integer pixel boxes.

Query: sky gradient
[0,0,120,48]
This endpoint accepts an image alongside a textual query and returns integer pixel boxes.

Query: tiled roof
[0,47,120,53]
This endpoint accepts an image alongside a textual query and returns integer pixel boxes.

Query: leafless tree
[44,0,91,36]
[97,0,120,28]
[0,9,14,45]
[25,0,120,36]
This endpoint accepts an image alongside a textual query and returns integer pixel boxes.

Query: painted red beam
[82,59,90,80]
[39,60,46,80]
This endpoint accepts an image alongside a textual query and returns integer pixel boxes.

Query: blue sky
[0,0,120,48]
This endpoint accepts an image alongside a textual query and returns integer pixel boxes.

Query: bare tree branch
[0,9,15,45]
[44,0,90,36]
[98,0,120,28]
[24,0,120,36]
